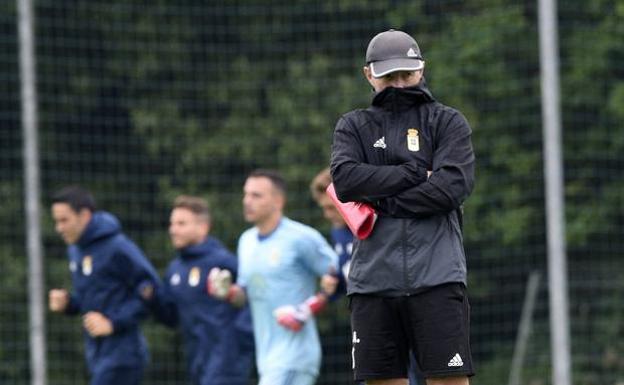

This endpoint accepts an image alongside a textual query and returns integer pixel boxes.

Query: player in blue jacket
[148,195,254,385]
[310,168,353,299]
[208,169,339,385]
[48,186,161,385]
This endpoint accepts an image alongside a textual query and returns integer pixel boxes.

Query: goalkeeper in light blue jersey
[207,169,339,385]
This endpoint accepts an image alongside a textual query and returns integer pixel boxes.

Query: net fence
[1,1,623,384]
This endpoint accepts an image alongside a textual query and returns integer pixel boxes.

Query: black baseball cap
[365,29,425,78]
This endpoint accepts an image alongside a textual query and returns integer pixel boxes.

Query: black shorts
[349,283,474,381]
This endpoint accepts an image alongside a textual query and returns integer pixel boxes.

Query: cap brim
[370,59,424,78]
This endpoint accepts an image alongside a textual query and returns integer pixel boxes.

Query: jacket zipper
[389,104,410,296]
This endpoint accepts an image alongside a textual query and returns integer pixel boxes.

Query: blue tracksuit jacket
[150,237,254,385]
[64,211,160,375]
[329,226,354,299]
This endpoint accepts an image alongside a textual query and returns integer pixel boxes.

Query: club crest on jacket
[188,267,201,287]
[407,128,420,152]
[82,255,93,276]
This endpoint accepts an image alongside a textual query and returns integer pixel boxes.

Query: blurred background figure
[48,185,161,385]
[147,195,254,385]
[310,167,353,299]
[208,169,339,385]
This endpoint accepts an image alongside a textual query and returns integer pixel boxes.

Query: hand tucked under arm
[330,117,428,202]
[376,113,475,218]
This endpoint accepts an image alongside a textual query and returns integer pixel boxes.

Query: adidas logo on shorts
[447,353,464,367]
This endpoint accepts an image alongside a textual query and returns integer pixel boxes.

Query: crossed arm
[330,112,474,218]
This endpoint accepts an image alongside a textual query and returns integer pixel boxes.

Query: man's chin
[171,240,186,249]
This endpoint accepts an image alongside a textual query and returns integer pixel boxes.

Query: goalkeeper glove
[207,267,234,301]
[273,293,328,332]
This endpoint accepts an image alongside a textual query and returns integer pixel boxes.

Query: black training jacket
[330,83,475,296]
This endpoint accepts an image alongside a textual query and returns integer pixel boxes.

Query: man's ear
[363,66,376,91]
[79,208,92,223]
[202,221,211,237]
[273,192,286,212]
[77,208,93,232]
[363,66,372,81]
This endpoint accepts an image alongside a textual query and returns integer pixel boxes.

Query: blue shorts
[258,369,317,385]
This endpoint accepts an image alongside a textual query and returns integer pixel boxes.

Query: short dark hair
[173,195,211,223]
[51,185,96,213]
[247,169,287,196]
[310,167,332,203]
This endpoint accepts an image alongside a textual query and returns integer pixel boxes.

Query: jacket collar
[77,211,121,247]
[177,236,224,260]
[371,81,435,111]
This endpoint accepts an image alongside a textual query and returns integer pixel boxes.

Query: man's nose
[390,78,407,88]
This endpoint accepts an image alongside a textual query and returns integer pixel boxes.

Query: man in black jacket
[330,29,475,385]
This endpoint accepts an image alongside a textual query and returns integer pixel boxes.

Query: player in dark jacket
[49,186,160,385]
[148,195,254,385]
[330,30,475,385]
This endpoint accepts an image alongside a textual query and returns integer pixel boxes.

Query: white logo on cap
[407,48,418,57]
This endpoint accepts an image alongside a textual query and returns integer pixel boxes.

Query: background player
[48,185,161,385]
[309,167,353,298]
[147,195,254,385]
[209,169,339,385]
